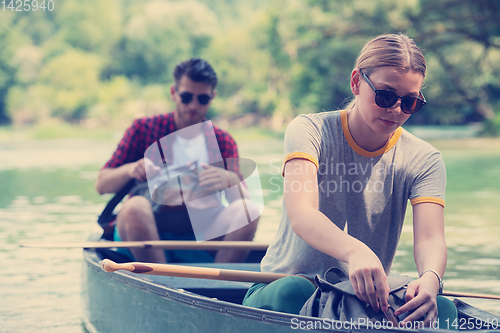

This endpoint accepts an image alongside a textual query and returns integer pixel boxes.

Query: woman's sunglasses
[360,71,426,114]
[176,88,213,105]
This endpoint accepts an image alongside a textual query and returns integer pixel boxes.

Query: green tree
[55,0,122,54]
[2,0,500,130]
[7,50,101,122]
[109,0,219,84]
[247,0,500,127]
[406,0,500,125]
[0,13,24,124]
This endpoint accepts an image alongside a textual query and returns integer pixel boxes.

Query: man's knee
[117,196,153,226]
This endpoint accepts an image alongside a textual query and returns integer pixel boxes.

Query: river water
[1,136,500,332]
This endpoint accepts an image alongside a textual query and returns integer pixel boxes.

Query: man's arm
[394,202,447,327]
[225,170,251,202]
[95,163,136,195]
[96,118,152,195]
[96,158,161,194]
[196,164,250,202]
[220,133,250,202]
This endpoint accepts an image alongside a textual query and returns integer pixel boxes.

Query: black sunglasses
[360,71,426,114]
[176,88,213,105]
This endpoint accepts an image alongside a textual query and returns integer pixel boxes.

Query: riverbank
[0,119,488,143]
[0,120,285,143]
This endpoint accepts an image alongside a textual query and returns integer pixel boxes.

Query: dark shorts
[114,205,224,263]
[154,205,224,234]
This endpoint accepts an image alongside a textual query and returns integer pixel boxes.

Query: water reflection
[0,193,105,332]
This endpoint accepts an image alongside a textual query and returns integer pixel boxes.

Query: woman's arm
[394,202,447,327]
[284,158,390,313]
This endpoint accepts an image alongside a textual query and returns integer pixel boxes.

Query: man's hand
[347,244,390,313]
[198,162,233,192]
[155,162,225,208]
[129,158,162,182]
[394,272,440,328]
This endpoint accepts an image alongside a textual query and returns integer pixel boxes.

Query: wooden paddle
[442,291,500,301]
[19,240,269,251]
[101,259,289,283]
[101,259,500,301]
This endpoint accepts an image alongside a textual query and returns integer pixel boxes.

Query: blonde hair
[346,33,426,110]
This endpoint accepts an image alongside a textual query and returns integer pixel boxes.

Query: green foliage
[407,0,500,124]
[108,0,219,83]
[481,111,500,137]
[55,0,122,54]
[0,12,27,123]
[1,0,499,131]
[8,49,101,122]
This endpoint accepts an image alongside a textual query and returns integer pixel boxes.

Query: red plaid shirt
[103,112,241,177]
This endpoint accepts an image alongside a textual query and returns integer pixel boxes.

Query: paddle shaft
[101,259,289,283]
[19,240,269,251]
[101,259,500,300]
[441,291,500,300]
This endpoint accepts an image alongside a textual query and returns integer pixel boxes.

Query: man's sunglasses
[176,88,213,105]
[360,71,426,114]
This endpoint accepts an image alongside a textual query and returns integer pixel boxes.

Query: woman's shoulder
[399,128,440,153]
[287,110,342,132]
[294,110,342,122]
[398,128,444,168]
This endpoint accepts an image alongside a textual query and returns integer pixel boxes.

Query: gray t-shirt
[261,110,446,280]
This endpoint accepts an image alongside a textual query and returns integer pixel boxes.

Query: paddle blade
[101,259,154,274]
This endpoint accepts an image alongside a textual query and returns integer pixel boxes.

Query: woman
[243,33,456,328]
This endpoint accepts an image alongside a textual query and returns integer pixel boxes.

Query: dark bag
[300,267,412,325]
[97,179,136,240]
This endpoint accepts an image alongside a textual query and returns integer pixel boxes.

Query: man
[95,58,259,263]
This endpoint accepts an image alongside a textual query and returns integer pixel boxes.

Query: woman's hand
[394,272,440,328]
[347,244,390,313]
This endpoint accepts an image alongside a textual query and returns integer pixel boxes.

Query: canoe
[82,235,500,333]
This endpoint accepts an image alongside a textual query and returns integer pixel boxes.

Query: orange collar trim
[340,110,403,158]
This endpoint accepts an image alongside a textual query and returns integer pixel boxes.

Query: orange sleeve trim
[282,152,319,177]
[410,197,445,208]
[340,110,403,157]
